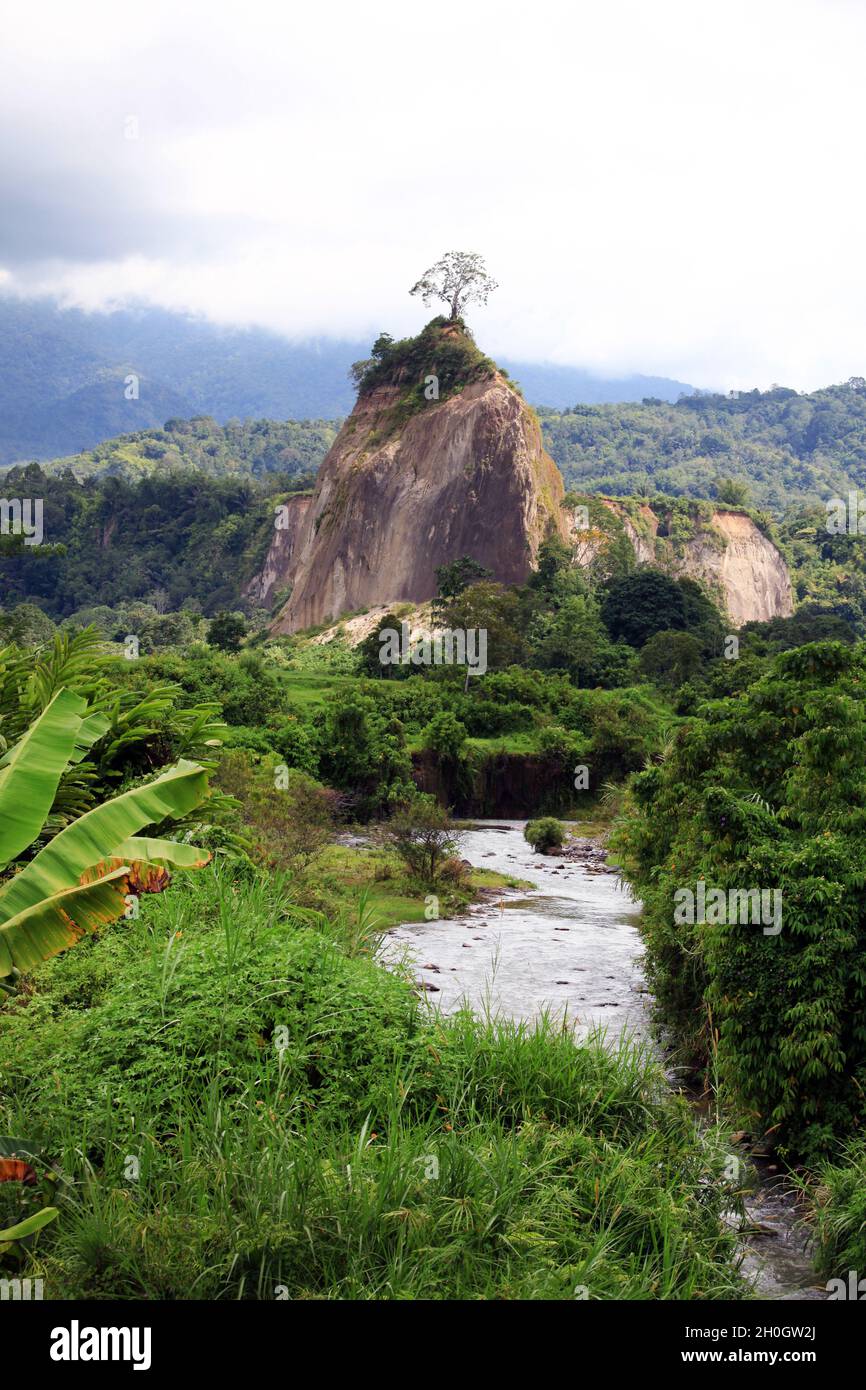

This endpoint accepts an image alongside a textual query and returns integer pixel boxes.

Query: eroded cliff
[255,320,794,634]
[564,498,793,626]
[270,322,566,633]
[244,492,312,607]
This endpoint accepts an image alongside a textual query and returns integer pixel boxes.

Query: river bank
[384,819,825,1301]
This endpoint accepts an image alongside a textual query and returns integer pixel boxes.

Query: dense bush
[315,693,414,817]
[215,751,336,868]
[612,641,866,1161]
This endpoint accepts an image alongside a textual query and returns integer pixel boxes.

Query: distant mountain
[496,359,697,409]
[0,297,698,464]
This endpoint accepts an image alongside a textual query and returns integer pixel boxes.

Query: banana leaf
[0,759,209,929]
[111,837,211,869]
[0,867,131,976]
[0,688,87,870]
[69,710,112,763]
[0,1207,58,1244]
[80,837,211,892]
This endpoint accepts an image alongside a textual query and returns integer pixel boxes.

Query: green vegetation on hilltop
[40,414,337,482]
[541,378,866,513]
[350,317,499,432]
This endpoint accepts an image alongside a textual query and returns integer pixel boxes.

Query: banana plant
[0,687,212,985]
[0,1139,58,1254]
[0,1207,58,1250]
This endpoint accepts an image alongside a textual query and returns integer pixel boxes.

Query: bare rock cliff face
[564,500,793,626]
[693,510,794,626]
[270,374,566,634]
[245,493,312,607]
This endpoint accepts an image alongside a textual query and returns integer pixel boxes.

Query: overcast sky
[1,0,864,390]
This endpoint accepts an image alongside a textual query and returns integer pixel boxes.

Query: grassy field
[277,671,355,712]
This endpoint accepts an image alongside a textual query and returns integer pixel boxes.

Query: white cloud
[1,0,865,389]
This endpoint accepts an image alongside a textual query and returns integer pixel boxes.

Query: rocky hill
[257,322,794,634]
[270,321,568,633]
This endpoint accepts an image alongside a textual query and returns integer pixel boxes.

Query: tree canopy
[410,251,499,321]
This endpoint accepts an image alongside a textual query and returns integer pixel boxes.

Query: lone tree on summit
[410,251,498,321]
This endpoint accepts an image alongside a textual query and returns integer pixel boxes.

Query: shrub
[271,717,319,776]
[384,793,457,887]
[524,817,566,853]
[215,750,335,868]
[421,710,467,761]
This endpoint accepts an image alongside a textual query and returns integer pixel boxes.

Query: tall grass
[0,868,748,1300]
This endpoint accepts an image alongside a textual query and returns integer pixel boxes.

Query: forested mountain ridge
[36,415,338,483]
[540,377,866,512]
[0,463,294,622]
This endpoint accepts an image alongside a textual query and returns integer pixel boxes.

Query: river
[382,819,824,1301]
[383,819,647,1040]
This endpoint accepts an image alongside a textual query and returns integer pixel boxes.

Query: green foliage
[0,464,307,620]
[207,611,247,652]
[356,613,410,680]
[351,318,497,429]
[43,415,335,483]
[433,555,492,613]
[539,378,866,512]
[0,868,745,1300]
[524,818,566,853]
[773,506,866,637]
[421,710,467,762]
[0,688,211,986]
[214,752,335,868]
[137,647,286,728]
[270,717,320,776]
[0,629,228,814]
[528,592,630,686]
[716,477,751,506]
[601,571,688,648]
[611,641,866,1160]
[438,581,526,669]
[316,693,414,818]
[812,1141,866,1279]
[639,630,704,688]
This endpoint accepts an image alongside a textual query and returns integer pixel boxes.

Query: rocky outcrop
[700,510,793,625]
[245,492,313,607]
[270,365,567,634]
[250,318,794,634]
[564,499,793,626]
